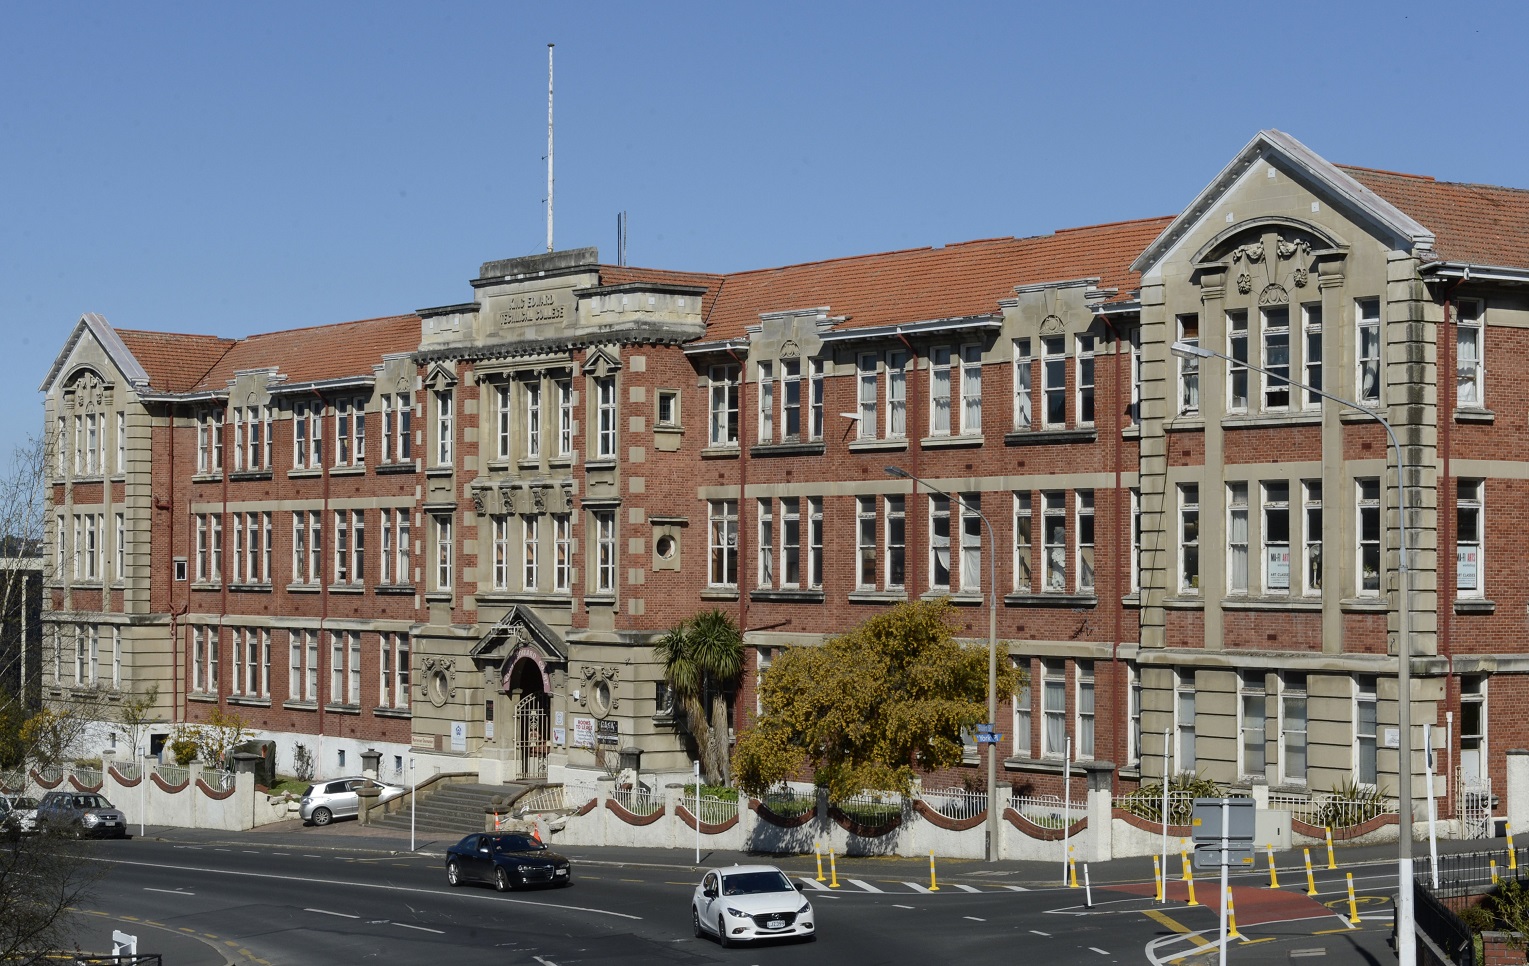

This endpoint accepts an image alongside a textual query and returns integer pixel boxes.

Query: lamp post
[1169,340,1415,963]
[884,466,1001,862]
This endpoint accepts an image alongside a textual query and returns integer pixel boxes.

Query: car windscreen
[76,795,111,809]
[721,871,794,895]
[492,834,545,853]
[14,798,37,809]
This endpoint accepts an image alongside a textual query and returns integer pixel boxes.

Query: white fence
[1010,793,1087,829]
[918,786,987,821]
[1267,790,1397,832]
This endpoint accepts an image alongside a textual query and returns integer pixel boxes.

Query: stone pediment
[469,604,568,667]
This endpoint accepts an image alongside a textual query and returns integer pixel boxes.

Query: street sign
[976,733,1003,744]
[975,723,995,734]
[1191,797,1255,868]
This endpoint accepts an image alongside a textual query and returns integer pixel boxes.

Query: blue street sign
[976,733,1002,743]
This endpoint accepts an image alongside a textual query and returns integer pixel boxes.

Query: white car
[691,864,815,946]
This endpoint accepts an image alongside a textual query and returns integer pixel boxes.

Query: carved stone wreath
[578,665,620,717]
[421,656,458,708]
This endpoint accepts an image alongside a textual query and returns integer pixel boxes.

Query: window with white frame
[84,625,98,685]
[334,397,364,467]
[1013,338,1033,430]
[1012,661,1032,758]
[300,629,320,702]
[1227,482,1249,595]
[1177,315,1200,414]
[1240,671,1266,779]
[929,494,951,591]
[111,626,121,688]
[55,513,63,579]
[553,513,572,592]
[1179,483,1199,594]
[1302,304,1323,408]
[780,360,805,441]
[959,343,983,434]
[330,630,361,706]
[233,628,269,699]
[233,511,271,584]
[1176,670,1196,772]
[884,495,905,591]
[333,510,364,586]
[115,411,125,476]
[1263,306,1291,409]
[885,351,907,439]
[380,508,409,585]
[525,379,542,459]
[199,407,224,474]
[1013,492,1032,593]
[236,405,274,471]
[381,392,410,463]
[1128,326,1142,426]
[957,495,982,593]
[1041,659,1066,758]
[1076,335,1095,425]
[756,498,773,587]
[807,497,824,590]
[1076,660,1095,759]
[756,361,774,443]
[1130,488,1142,594]
[1356,298,1381,404]
[556,376,574,457]
[1281,672,1307,785]
[1457,298,1484,407]
[495,384,513,460]
[432,514,453,591]
[709,500,737,587]
[1263,481,1290,594]
[1041,490,1066,592]
[929,346,952,436]
[380,632,410,709]
[856,353,878,438]
[1458,479,1483,597]
[1357,478,1381,597]
[709,365,740,446]
[1461,674,1486,785]
[293,399,323,469]
[114,512,124,583]
[1227,310,1249,412]
[193,626,215,694]
[754,647,774,717]
[523,515,540,590]
[595,376,617,459]
[1076,490,1094,593]
[1128,663,1142,766]
[195,513,222,583]
[856,496,877,590]
[81,513,101,581]
[292,510,321,586]
[54,417,65,478]
[491,515,510,590]
[781,498,801,588]
[433,388,454,466]
[593,509,616,594]
[1041,336,1066,427]
[1303,481,1322,594]
[1355,675,1377,786]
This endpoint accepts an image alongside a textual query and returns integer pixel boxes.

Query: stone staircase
[372,781,531,837]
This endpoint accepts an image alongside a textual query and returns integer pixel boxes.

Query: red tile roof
[685,217,1174,342]
[115,329,237,393]
[187,315,421,391]
[1341,166,1529,270]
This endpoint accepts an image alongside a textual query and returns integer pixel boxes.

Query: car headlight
[82,814,100,825]
[726,907,746,918]
[798,902,811,914]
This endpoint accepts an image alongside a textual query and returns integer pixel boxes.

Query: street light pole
[885,466,1000,862]
[1170,340,1415,963]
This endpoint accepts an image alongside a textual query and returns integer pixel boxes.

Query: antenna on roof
[617,211,628,266]
[546,43,555,254]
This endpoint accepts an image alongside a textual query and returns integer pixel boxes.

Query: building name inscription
[499,292,567,325]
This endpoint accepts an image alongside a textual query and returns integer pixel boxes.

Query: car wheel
[494,866,511,892]
[692,907,703,938]
[446,860,462,887]
[311,807,333,827]
[717,915,731,948]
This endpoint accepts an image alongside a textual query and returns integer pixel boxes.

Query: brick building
[38,130,1529,819]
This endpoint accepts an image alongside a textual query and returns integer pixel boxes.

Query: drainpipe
[1436,277,1463,817]
[894,331,922,597]
[1098,312,1125,795]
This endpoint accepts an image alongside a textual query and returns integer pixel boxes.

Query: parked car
[444,832,571,890]
[34,791,127,838]
[298,777,405,826]
[0,795,39,836]
[691,864,815,946]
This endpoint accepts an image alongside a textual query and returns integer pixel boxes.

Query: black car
[444,832,571,891]
[35,791,128,838]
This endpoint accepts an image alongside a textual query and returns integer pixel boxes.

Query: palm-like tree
[653,609,743,785]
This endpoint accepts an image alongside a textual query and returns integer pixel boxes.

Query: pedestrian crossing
[797,877,1030,895]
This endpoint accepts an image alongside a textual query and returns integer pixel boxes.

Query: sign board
[1191,797,1256,868]
[976,733,1003,744]
[975,723,995,734]
[572,717,596,748]
[1384,727,1400,749]
[1267,547,1290,590]
[450,721,467,752]
[597,719,620,746]
[555,710,565,727]
[551,727,567,747]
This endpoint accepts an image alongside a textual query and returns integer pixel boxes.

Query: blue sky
[4,0,1526,469]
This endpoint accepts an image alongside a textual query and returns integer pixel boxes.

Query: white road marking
[306,908,359,919]
[953,884,981,893]
[848,879,883,893]
[1004,885,1030,892]
[533,957,559,966]
[1090,948,1109,956]
[1290,951,1326,958]
[90,856,643,920]
[894,904,915,910]
[903,882,932,894]
[964,916,986,922]
[395,923,445,934]
[797,878,829,891]
[1030,930,1051,937]
[143,888,193,895]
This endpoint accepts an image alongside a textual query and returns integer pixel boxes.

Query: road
[65,833,1402,965]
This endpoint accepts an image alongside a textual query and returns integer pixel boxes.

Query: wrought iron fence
[611,784,660,817]
[832,790,902,826]
[153,764,189,787]
[1414,877,1478,966]
[1010,793,1086,829]
[1266,790,1397,834]
[72,766,103,788]
[1425,847,1529,908]
[1113,789,1196,825]
[0,767,25,792]
[113,761,141,782]
[204,769,236,791]
[759,785,817,819]
[691,792,737,825]
[918,786,988,821]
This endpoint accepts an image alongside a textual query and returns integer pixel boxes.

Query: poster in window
[572,717,595,748]
[1266,547,1290,590]
[1458,547,1478,590]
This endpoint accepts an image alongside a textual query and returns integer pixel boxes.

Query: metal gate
[1456,769,1493,839]
[513,693,550,781]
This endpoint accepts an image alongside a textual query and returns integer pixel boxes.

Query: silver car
[692,864,815,946]
[298,777,404,826]
[0,795,38,835]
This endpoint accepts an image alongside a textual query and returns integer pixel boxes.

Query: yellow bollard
[814,842,825,882]
[1181,849,1199,906]
[1068,845,1079,888]
[1304,847,1317,896]
[1226,887,1244,940]
[1153,855,1164,902]
[929,850,940,891]
[1266,843,1279,889]
[829,848,840,888]
[1345,872,1360,926]
[1492,859,1500,885]
[1325,826,1337,869]
[1510,822,1518,872]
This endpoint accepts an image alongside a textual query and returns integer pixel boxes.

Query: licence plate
[555,869,568,876]
[766,919,784,929]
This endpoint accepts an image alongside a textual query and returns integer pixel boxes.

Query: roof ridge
[234,313,420,342]
[1053,214,1176,234]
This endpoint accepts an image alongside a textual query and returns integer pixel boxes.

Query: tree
[192,708,252,769]
[653,609,743,786]
[110,684,161,761]
[732,598,1023,801]
[0,833,100,966]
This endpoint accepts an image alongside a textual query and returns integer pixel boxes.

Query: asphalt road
[62,830,1404,965]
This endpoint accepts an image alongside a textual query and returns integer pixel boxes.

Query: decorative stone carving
[780,340,800,360]
[421,657,458,707]
[1258,283,1290,306]
[1236,271,1253,295]
[1039,314,1065,337]
[1231,241,1266,264]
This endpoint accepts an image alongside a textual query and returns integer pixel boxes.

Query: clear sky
[5,0,1526,467]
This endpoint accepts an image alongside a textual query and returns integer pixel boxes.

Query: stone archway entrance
[512,691,550,780]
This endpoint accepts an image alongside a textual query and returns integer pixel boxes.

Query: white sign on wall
[1266,547,1290,591]
[552,727,567,746]
[572,717,596,749]
[450,721,467,752]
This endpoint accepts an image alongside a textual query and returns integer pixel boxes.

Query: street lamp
[884,466,1001,863]
[1169,340,1416,964]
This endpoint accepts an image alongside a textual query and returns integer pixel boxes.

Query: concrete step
[371,781,531,835]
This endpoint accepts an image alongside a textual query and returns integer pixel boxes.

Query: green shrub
[1117,772,1228,825]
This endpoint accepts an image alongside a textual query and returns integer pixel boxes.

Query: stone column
[1506,750,1529,839]
[1082,762,1115,863]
